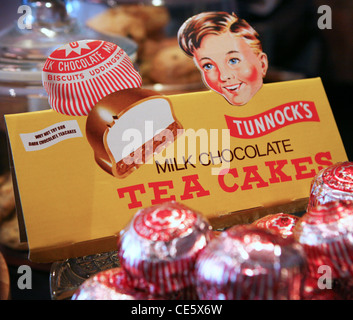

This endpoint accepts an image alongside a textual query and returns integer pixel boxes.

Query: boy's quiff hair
[178,11,263,57]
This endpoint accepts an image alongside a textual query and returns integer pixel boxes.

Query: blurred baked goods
[116,4,170,39]
[0,211,28,251]
[0,251,10,300]
[0,173,27,251]
[86,4,170,45]
[141,38,202,85]
[0,173,15,225]
[86,5,203,89]
[87,6,147,44]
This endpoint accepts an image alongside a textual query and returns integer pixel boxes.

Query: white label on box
[20,120,83,151]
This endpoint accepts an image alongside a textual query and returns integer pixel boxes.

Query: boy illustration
[178,12,268,106]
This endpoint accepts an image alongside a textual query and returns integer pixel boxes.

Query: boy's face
[193,31,268,106]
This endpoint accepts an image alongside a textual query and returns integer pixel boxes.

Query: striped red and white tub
[42,40,142,116]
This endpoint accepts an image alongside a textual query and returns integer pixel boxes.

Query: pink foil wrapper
[301,275,342,300]
[195,225,306,300]
[253,213,299,239]
[334,278,353,300]
[71,267,160,300]
[294,200,353,280]
[308,162,353,211]
[118,201,212,296]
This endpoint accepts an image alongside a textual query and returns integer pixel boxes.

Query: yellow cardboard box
[5,78,347,262]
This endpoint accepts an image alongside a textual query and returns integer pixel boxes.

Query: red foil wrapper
[253,213,299,239]
[334,278,353,300]
[294,200,353,280]
[195,225,306,300]
[71,267,160,300]
[301,275,342,300]
[118,201,212,296]
[308,162,353,211]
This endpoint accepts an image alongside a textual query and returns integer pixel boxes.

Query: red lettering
[225,101,319,138]
[265,160,292,183]
[180,174,210,200]
[117,184,146,209]
[117,151,335,210]
[315,151,333,171]
[218,168,239,192]
[291,157,316,180]
[241,165,269,190]
[148,180,176,205]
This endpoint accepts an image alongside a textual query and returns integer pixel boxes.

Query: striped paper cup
[42,40,142,116]
[294,200,353,280]
[117,201,212,296]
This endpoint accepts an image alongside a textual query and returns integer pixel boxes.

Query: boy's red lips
[223,82,242,93]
